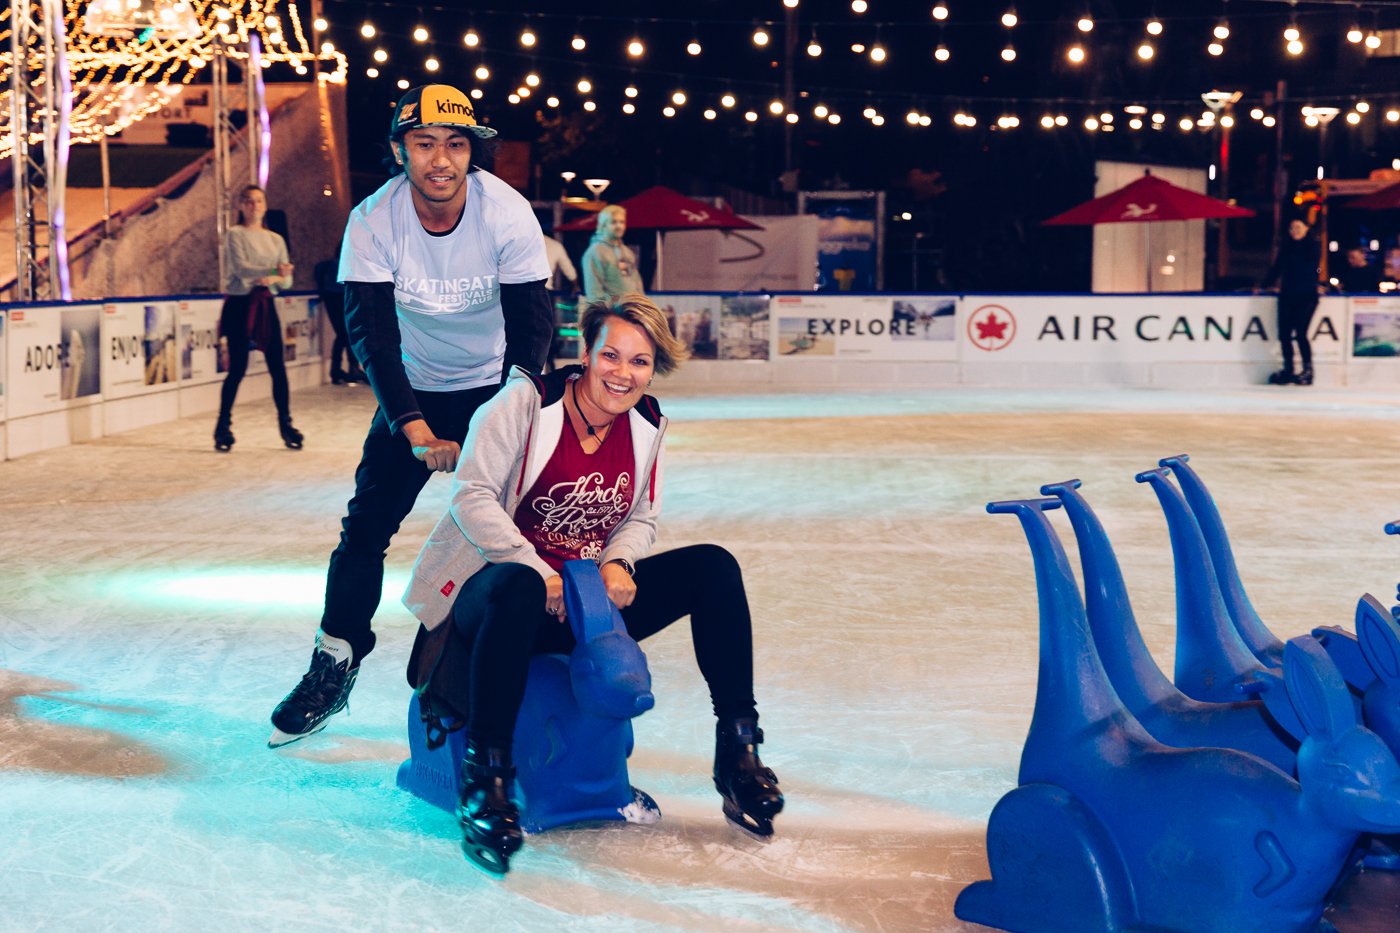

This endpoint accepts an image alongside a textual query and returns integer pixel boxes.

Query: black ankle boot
[1295,367,1314,386]
[1266,367,1297,386]
[714,717,784,837]
[278,417,304,450]
[213,415,234,452]
[459,743,523,875]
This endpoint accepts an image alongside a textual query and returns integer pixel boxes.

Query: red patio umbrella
[557,186,763,288]
[1345,181,1400,210]
[1043,171,1254,290]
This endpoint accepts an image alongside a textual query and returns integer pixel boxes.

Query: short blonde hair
[596,204,626,234]
[579,294,689,377]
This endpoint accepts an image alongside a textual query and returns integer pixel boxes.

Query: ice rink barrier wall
[0,292,324,460]
[3,290,1400,459]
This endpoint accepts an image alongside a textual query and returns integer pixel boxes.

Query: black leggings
[218,294,290,421]
[1277,291,1319,371]
[416,544,759,750]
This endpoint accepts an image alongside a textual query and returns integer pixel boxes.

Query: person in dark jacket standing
[1258,218,1322,385]
[268,84,553,748]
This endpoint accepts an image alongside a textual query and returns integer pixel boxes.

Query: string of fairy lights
[320,0,1400,137]
[0,1,346,159]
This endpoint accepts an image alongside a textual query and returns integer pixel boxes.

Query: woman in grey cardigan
[404,295,783,874]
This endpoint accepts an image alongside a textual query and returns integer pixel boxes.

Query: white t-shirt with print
[338,170,549,391]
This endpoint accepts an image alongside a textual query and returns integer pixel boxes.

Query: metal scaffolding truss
[211,34,266,287]
[9,0,71,301]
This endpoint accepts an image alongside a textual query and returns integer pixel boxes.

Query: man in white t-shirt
[269,84,552,747]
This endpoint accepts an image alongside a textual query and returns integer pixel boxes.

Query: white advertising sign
[660,215,819,292]
[101,301,181,399]
[771,293,958,360]
[6,303,103,417]
[277,294,321,366]
[1350,295,1400,358]
[959,294,1346,363]
[177,297,224,384]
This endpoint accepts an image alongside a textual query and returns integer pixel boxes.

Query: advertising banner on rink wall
[178,298,225,384]
[102,300,181,399]
[0,310,6,422]
[655,294,723,360]
[719,295,771,360]
[957,294,1346,363]
[277,295,321,365]
[6,303,103,417]
[770,294,958,360]
[1350,296,1400,358]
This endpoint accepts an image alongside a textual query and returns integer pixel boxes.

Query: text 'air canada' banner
[1350,296,1400,358]
[5,303,103,417]
[277,294,321,365]
[102,301,181,399]
[177,298,225,385]
[958,294,1346,363]
[771,294,958,360]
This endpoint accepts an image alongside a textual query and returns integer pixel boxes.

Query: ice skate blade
[463,841,516,877]
[621,786,662,824]
[722,800,775,840]
[267,721,326,749]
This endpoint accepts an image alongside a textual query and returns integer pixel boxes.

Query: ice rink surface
[3,378,1400,931]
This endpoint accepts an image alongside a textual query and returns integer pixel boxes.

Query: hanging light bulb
[851,0,868,12]
[1085,116,1100,131]
[413,26,429,42]
[628,38,645,57]
[704,108,718,120]
[625,86,639,99]
[907,110,922,125]
[313,17,328,32]
[1137,42,1155,60]
[1214,21,1230,40]
[1001,45,1017,62]
[863,106,877,118]
[672,90,687,106]
[1348,25,1364,44]
[547,96,560,107]
[1357,101,1371,113]
[366,67,379,78]
[807,35,823,56]
[576,78,592,94]
[360,22,376,39]
[828,113,842,125]
[932,5,949,21]
[1347,111,1361,125]
[373,48,388,63]
[397,79,411,90]
[1287,38,1304,55]
[1366,32,1382,50]
[663,106,676,118]
[721,93,736,108]
[1078,16,1094,32]
[583,101,596,112]
[475,65,490,80]
[622,102,636,114]
[1001,10,1018,28]
[1057,115,1069,126]
[525,73,540,87]
[814,104,830,118]
[851,43,866,53]
[1208,42,1224,56]
[1067,45,1085,64]
[934,44,950,62]
[1284,25,1300,42]
[870,44,887,62]
[464,30,480,47]
[571,35,586,51]
[1041,115,1056,128]
[872,115,886,126]
[753,28,770,46]
[521,28,536,47]
[688,39,703,56]
[786,113,799,124]
[425,57,440,72]
[769,99,785,115]
[745,111,758,122]
[1146,19,1163,36]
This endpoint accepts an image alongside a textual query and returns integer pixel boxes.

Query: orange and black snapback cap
[391,84,497,139]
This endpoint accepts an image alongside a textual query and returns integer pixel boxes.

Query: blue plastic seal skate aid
[396,559,659,833]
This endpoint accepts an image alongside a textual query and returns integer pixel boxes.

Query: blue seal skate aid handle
[562,559,655,718]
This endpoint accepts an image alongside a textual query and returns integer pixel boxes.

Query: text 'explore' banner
[6,303,103,417]
[959,294,1345,363]
[772,294,957,360]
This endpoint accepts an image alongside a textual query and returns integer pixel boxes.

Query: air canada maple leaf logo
[967,304,1016,351]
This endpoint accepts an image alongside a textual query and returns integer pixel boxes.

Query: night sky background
[308,1,1400,291]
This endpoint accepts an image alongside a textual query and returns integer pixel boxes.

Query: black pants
[321,291,352,375]
[319,385,499,661]
[1277,291,1319,371]
[413,544,759,750]
[218,294,289,422]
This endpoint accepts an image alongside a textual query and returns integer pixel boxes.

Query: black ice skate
[713,718,784,838]
[268,630,358,748]
[458,743,524,876]
[213,417,235,452]
[279,417,304,450]
[1266,367,1297,385]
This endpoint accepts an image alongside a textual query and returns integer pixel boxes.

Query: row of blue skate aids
[954,497,1400,933]
[396,559,660,834]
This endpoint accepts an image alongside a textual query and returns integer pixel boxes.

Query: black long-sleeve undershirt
[344,279,554,434]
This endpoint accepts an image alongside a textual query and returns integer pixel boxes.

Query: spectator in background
[582,205,645,301]
[315,244,366,385]
[1258,218,1322,386]
[543,234,579,371]
[213,184,301,451]
[1337,247,1382,294]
